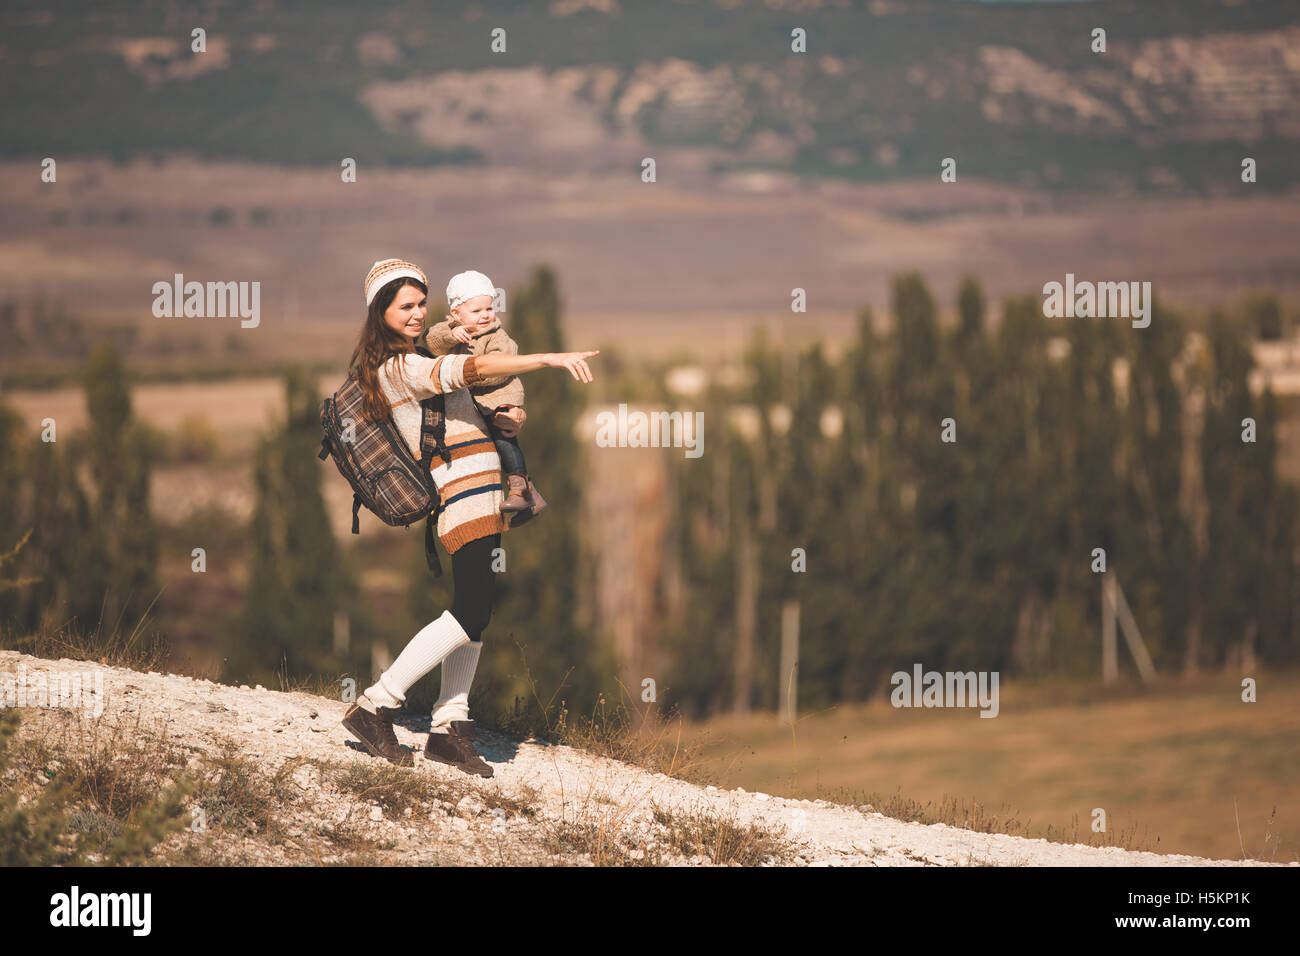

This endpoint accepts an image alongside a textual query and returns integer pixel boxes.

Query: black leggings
[449,533,500,642]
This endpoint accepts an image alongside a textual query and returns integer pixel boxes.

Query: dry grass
[274,666,351,700]
[540,798,793,867]
[530,747,795,867]
[58,712,188,821]
[537,770,656,866]
[2,708,192,864]
[195,739,300,836]
[315,756,539,823]
[492,644,719,786]
[541,820,640,866]
[0,611,170,674]
[683,671,1300,862]
[325,760,436,820]
[827,786,1160,854]
[2,708,313,862]
[650,801,795,866]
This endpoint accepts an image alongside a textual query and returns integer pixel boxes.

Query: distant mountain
[3,0,1298,195]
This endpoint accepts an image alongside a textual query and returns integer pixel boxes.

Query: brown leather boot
[522,476,547,515]
[500,474,529,512]
[341,700,414,767]
[424,719,494,777]
[508,476,547,527]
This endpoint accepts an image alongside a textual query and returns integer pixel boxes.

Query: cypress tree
[82,344,160,636]
[227,369,361,685]
[0,402,27,628]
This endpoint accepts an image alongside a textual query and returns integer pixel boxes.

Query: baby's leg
[492,426,527,476]
[488,420,531,512]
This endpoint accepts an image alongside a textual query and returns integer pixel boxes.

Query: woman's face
[383,283,428,340]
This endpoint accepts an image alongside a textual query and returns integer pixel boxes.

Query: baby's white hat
[445,270,496,311]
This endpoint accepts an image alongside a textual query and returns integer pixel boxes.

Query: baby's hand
[452,326,474,345]
[494,406,525,437]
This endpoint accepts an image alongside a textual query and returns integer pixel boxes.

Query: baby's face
[452,294,497,332]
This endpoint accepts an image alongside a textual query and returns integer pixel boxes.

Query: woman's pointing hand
[546,350,600,383]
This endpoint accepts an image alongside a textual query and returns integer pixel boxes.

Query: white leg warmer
[364,609,470,708]
[429,639,482,731]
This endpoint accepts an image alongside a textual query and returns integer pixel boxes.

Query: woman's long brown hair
[348,276,429,422]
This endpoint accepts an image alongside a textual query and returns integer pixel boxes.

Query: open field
[3,159,1300,361]
[679,671,1300,862]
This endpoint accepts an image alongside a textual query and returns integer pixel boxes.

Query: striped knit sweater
[378,351,508,554]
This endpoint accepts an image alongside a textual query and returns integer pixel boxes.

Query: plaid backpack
[317,346,452,576]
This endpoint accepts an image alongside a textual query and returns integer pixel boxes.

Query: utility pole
[778,598,800,725]
[1102,574,1158,686]
[333,609,350,656]
[732,515,756,717]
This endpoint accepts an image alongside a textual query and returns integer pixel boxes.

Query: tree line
[656,275,1298,717]
[0,270,1295,724]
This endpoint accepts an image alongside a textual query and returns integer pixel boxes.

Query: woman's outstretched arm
[473,350,600,384]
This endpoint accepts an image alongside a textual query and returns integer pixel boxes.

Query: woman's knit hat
[365,258,428,306]
[445,270,496,311]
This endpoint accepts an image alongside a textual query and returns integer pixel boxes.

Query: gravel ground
[2,650,1288,867]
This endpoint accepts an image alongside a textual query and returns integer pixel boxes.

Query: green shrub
[0,711,193,865]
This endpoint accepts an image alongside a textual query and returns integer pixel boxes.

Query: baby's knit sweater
[378,351,508,554]
[425,317,526,413]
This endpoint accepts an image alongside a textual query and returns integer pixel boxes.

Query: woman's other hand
[493,406,526,437]
[545,350,600,383]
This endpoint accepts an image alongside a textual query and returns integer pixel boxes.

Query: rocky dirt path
[2,650,1285,867]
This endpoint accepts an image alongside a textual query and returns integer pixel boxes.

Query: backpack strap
[418,394,452,471]
[351,493,362,535]
[425,514,442,577]
[418,401,447,578]
[415,345,453,470]
[413,343,447,577]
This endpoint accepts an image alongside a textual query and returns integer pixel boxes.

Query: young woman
[341,258,598,776]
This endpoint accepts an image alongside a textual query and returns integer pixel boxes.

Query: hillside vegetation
[4,0,1299,194]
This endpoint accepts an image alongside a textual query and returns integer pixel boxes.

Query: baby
[425,270,546,523]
